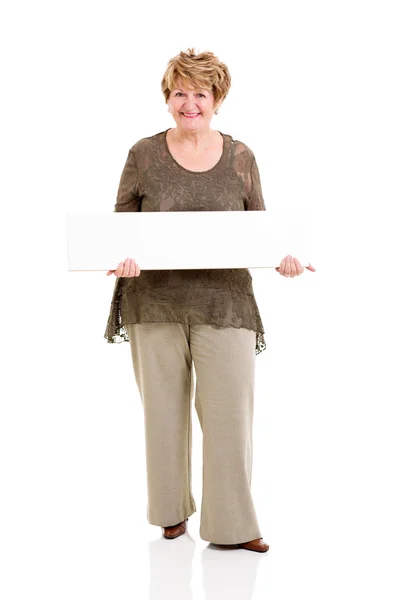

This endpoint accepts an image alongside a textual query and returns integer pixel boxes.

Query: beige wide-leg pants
[124,322,263,545]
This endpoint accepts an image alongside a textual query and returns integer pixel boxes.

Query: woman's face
[168,79,220,133]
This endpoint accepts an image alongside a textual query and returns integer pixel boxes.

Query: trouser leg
[124,323,196,527]
[190,324,262,544]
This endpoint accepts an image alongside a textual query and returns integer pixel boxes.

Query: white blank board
[66,210,309,271]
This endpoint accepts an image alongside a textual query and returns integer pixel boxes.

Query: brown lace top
[104,128,267,355]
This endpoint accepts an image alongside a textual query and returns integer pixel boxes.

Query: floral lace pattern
[104,129,267,355]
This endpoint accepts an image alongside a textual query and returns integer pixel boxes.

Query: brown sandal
[237,538,269,553]
[162,518,188,539]
[213,537,269,553]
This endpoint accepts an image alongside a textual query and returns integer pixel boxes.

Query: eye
[174,92,206,97]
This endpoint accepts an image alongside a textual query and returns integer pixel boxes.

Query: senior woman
[104,48,315,553]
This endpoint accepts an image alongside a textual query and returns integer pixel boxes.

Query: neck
[170,126,215,149]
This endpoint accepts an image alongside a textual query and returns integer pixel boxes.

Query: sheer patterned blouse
[104,128,267,355]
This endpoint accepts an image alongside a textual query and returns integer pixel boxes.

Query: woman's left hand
[275,255,316,277]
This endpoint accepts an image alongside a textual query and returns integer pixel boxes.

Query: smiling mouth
[181,113,200,118]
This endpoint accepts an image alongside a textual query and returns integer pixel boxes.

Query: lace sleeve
[104,149,142,344]
[245,155,266,211]
[114,150,142,212]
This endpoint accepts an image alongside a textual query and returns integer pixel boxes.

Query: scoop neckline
[163,128,227,174]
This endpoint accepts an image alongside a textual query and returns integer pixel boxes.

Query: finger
[284,256,291,277]
[292,257,299,277]
[124,259,132,277]
[123,258,131,277]
[131,259,140,277]
[293,258,303,276]
[289,256,296,277]
[278,256,289,276]
[290,257,296,277]
[128,258,135,277]
[306,263,317,271]
[121,259,128,277]
[115,261,124,277]
[298,261,304,275]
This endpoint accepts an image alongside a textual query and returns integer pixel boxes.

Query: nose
[182,96,198,111]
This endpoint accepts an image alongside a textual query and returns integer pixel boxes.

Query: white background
[1,1,399,599]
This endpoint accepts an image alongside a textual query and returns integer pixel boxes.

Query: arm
[114,150,142,212]
[107,149,142,277]
[244,154,266,211]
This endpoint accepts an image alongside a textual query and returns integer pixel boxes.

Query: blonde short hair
[161,47,231,106]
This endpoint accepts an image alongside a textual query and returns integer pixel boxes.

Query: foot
[162,518,188,539]
[237,538,269,553]
[212,537,269,553]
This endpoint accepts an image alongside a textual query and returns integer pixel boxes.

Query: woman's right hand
[106,258,141,277]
